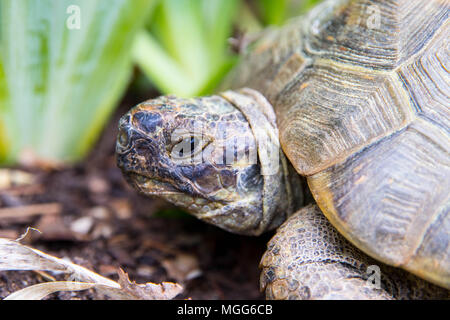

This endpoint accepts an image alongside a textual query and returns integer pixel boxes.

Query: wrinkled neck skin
[218,88,304,235]
[116,88,304,236]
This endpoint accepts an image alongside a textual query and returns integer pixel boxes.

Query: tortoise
[116,0,449,299]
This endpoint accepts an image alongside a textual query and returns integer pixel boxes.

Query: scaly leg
[260,204,449,300]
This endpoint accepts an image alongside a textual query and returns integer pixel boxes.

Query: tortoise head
[116,89,301,235]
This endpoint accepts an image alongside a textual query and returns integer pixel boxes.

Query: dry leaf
[4,281,96,300]
[0,238,116,285]
[0,238,183,300]
[162,253,202,283]
[99,269,183,300]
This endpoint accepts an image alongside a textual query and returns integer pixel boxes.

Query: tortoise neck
[220,88,279,176]
[219,88,304,233]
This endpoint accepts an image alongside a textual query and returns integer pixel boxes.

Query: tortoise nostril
[116,126,131,152]
[119,114,131,127]
[117,113,133,153]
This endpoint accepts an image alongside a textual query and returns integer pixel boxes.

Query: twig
[0,203,62,220]
[2,184,45,196]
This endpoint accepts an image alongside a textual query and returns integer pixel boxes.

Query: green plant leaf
[0,0,154,164]
[258,0,288,25]
[254,0,323,26]
[133,0,238,97]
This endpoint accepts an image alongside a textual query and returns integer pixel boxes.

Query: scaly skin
[261,205,448,300]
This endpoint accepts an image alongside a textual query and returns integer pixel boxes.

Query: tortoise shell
[226,0,449,288]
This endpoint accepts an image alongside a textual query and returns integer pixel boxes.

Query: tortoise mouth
[128,172,183,196]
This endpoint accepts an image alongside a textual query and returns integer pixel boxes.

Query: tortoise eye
[170,135,209,160]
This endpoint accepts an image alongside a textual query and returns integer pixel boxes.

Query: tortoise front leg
[259,204,449,300]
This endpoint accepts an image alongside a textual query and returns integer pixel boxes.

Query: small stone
[70,216,94,235]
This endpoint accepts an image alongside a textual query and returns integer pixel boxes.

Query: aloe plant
[0,0,153,164]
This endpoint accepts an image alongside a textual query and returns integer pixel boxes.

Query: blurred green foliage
[255,0,322,25]
[0,0,153,164]
[0,0,321,165]
[133,0,239,97]
[134,0,323,97]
